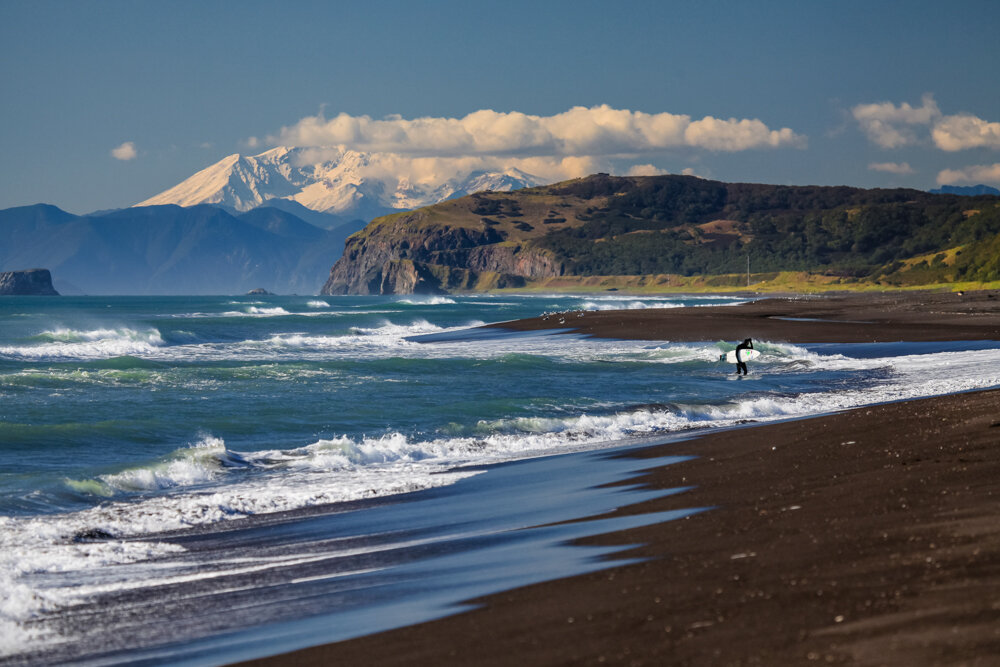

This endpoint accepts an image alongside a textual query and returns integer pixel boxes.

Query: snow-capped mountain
[136,147,545,223]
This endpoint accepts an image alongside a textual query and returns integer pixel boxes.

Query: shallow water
[1,293,998,663]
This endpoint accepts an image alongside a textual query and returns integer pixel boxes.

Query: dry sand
[239,291,1000,666]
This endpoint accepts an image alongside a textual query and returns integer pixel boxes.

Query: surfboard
[721,348,761,363]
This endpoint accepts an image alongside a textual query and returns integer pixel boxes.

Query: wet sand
[240,291,1000,666]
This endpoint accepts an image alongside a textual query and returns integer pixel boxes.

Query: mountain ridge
[0,203,353,294]
[135,147,546,225]
[929,184,1000,196]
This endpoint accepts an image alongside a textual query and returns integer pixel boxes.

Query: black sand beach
[240,291,1000,666]
[488,290,1000,344]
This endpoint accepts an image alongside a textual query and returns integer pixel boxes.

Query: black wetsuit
[735,340,753,375]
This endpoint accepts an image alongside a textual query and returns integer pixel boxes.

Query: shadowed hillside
[0,204,361,294]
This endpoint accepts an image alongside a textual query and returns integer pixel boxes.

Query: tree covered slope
[322,174,1000,294]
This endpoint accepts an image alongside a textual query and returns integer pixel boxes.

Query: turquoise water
[1,293,998,663]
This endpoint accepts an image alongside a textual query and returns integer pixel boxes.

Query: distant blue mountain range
[0,203,363,295]
[928,184,1000,196]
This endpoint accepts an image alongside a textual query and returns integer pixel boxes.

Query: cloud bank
[259,105,805,186]
[270,104,804,162]
[937,163,1000,186]
[932,114,1000,152]
[852,94,940,149]
[853,95,1000,152]
[111,141,137,161]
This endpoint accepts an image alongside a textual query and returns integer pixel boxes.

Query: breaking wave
[580,298,683,310]
[3,339,1000,655]
[394,296,457,306]
[0,327,166,360]
[244,306,290,316]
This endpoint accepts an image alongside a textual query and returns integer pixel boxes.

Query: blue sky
[1,0,998,213]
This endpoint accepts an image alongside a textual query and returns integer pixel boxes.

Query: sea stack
[0,269,60,296]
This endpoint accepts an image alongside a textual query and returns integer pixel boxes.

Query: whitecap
[0,327,165,360]
[246,306,290,316]
[98,436,228,492]
[395,296,457,306]
[4,340,999,655]
[580,298,683,311]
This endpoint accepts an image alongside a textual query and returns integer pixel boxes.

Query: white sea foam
[246,306,290,316]
[253,320,446,354]
[0,518,185,656]
[352,318,445,336]
[4,326,1000,655]
[580,298,683,310]
[179,309,350,320]
[0,327,165,360]
[395,296,457,306]
[307,300,330,308]
[533,294,749,311]
[97,436,227,491]
[212,307,293,318]
[40,343,1000,542]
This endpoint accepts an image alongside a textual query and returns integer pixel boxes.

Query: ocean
[2,293,999,665]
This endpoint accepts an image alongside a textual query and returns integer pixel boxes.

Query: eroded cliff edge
[321,204,565,295]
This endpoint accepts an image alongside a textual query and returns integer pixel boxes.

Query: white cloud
[868,161,914,175]
[932,114,1000,151]
[853,95,1000,154]
[851,94,940,148]
[110,141,137,161]
[626,164,670,176]
[684,117,804,151]
[269,105,806,157]
[257,106,803,189]
[936,163,1000,186]
[509,155,604,181]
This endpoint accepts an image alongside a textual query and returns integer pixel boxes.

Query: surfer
[735,338,753,376]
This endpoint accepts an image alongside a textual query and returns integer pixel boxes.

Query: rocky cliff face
[466,244,564,277]
[321,209,564,295]
[0,269,60,295]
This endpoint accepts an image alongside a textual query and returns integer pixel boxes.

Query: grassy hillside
[328,174,1000,294]
[530,175,1000,283]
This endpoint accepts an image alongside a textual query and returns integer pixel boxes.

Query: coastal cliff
[321,206,564,294]
[0,269,59,296]
[320,174,1000,295]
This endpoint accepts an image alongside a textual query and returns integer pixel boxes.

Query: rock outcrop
[0,269,59,295]
[321,208,564,295]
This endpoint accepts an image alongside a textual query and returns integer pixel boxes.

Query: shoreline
[486,289,1000,343]
[240,388,1000,666]
[239,292,1000,666]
